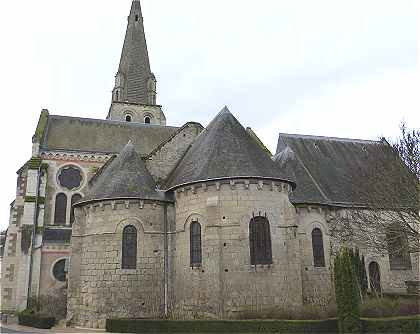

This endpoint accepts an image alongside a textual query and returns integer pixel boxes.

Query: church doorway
[368,261,381,296]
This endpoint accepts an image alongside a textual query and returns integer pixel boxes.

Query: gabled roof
[41,115,179,155]
[165,107,295,189]
[275,133,417,208]
[80,142,167,204]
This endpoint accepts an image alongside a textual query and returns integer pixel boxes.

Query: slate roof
[166,107,295,190]
[41,115,179,155]
[275,133,417,208]
[80,142,167,204]
[117,0,153,104]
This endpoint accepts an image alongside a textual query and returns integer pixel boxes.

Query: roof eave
[75,196,174,207]
[165,176,296,192]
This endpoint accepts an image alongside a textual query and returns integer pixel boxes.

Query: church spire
[112,0,157,105]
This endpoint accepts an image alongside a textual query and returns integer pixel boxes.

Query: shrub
[334,248,361,333]
[18,309,55,329]
[361,296,420,318]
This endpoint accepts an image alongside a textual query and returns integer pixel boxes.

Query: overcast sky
[0,0,418,230]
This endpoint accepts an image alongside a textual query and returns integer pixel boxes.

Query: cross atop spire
[112,0,157,105]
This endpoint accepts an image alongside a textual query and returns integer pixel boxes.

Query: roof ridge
[145,122,204,159]
[48,114,179,129]
[278,132,380,144]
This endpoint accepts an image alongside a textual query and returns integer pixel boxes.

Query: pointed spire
[112,0,156,105]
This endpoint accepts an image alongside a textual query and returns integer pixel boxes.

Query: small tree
[328,123,419,257]
[349,248,368,300]
[334,248,361,333]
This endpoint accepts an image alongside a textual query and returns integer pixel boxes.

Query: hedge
[106,319,338,333]
[106,317,420,333]
[361,316,420,333]
[18,311,55,329]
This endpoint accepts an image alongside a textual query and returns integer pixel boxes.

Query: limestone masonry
[1,0,418,329]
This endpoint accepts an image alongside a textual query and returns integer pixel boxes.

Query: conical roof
[81,142,166,203]
[165,107,296,189]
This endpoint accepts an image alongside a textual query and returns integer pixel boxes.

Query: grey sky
[0,0,418,230]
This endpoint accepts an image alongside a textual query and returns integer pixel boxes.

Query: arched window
[70,194,82,225]
[122,225,137,269]
[144,116,151,124]
[125,114,132,122]
[312,228,325,267]
[249,216,272,265]
[190,221,202,266]
[54,193,67,225]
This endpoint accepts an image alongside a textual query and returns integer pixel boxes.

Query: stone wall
[296,207,334,307]
[68,199,173,329]
[108,102,166,125]
[171,179,302,318]
[146,123,203,183]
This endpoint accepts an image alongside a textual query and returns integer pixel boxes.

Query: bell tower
[108,0,166,125]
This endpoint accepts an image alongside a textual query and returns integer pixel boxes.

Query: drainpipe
[27,165,42,307]
[163,204,168,317]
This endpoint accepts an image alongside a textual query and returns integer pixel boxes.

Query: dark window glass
[388,231,412,270]
[58,166,83,190]
[249,216,272,265]
[144,116,151,124]
[53,259,67,282]
[70,194,82,225]
[125,114,132,122]
[369,261,382,295]
[190,222,202,266]
[122,225,137,269]
[54,193,67,226]
[44,228,72,244]
[312,228,325,267]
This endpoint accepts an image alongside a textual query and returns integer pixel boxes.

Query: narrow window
[115,90,119,101]
[249,216,272,265]
[312,228,325,267]
[54,193,67,225]
[70,194,82,225]
[125,114,132,122]
[135,15,139,22]
[369,261,382,295]
[190,221,202,266]
[144,116,151,124]
[122,225,137,269]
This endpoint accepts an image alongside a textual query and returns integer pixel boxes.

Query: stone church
[1,0,418,329]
